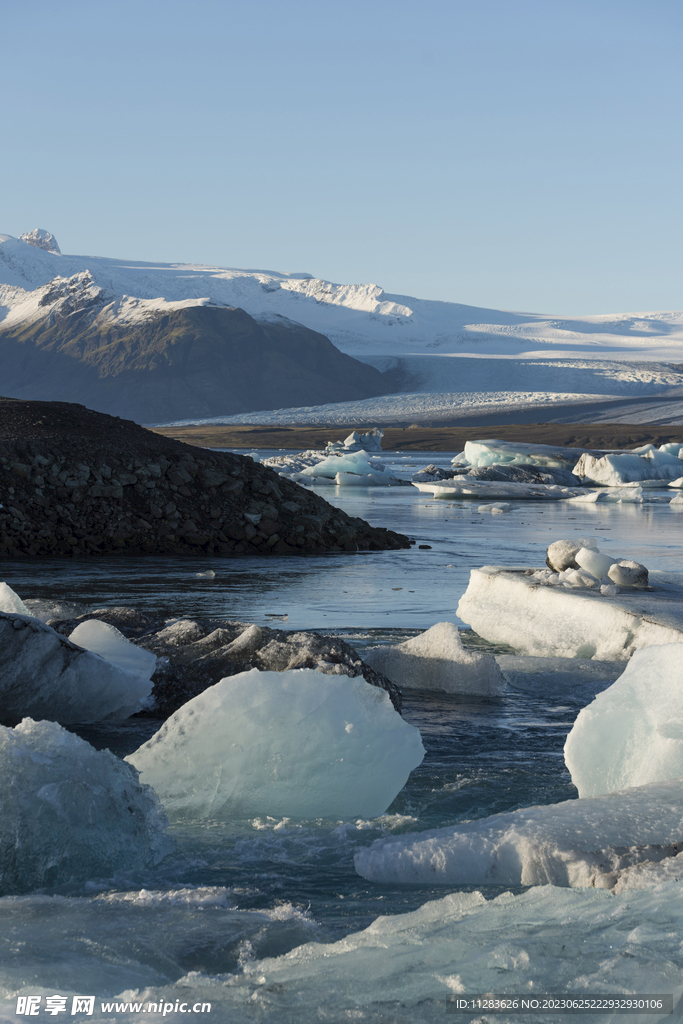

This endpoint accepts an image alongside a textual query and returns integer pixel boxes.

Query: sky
[2,0,682,314]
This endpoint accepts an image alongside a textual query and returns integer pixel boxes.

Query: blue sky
[3,0,682,313]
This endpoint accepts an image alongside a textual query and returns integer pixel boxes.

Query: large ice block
[413,479,584,500]
[565,644,683,797]
[0,612,153,723]
[573,450,683,485]
[127,668,425,820]
[354,776,683,888]
[363,622,505,695]
[463,439,598,470]
[69,620,156,681]
[0,718,170,894]
[456,566,683,659]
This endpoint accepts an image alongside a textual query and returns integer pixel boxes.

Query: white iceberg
[127,668,425,820]
[573,450,683,486]
[456,565,683,659]
[413,479,584,500]
[69,620,156,681]
[462,439,593,470]
[0,582,31,616]
[311,450,399,482]
[565,644,683,797]
[0,612,153,723]
[363,622,505,695]
[0,718,170,894]
[354,776,683,889]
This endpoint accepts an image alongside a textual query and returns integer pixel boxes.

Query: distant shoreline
[151,422,683,453]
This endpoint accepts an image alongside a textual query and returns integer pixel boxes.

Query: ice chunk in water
[363,622,505,695]
[354,776,683,888]
[0,613,153,723]
[127,668,425,820]
[464,439,593,470]
[573,451,683,485]
[574,546,618,579]
[69,620,156,681]
[0,582,30,616]
[546,537,598,572]
[607,559,649,588]
[0,718,170,894]
[457,565,683,660]
[565,644,683,797]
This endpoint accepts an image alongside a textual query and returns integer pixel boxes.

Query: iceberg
[573,449,683,486]
[127,668,425,820]
[413,479,584,500]
[354,776,683,889]
[0,582,31,616]
[456,565,683,659]
[462,439,598,470]
[363,622,505,695]
[69,619,156,681]
[0,718,170,894]
[565,644,683,797]
[0,612,153,723]
[311,450,399,482]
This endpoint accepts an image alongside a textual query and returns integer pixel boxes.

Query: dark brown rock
[0,398,410,558]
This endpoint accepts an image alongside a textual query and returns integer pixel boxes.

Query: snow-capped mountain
[2,230,683,425]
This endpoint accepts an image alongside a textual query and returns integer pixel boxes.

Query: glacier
[127,668,425,820]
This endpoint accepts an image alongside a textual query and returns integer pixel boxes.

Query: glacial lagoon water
[2,449,683,1022]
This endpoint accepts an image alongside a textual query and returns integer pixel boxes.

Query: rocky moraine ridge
[0,398,409,557]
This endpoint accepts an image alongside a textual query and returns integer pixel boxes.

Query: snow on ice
[127,668,425,820]
[0,718,170,894]
[565,644,683,797]
[363,622,505,695]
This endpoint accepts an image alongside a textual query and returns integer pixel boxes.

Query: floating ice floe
[127,668,425,820]
[0,611,154,724]
[573,449,683,486]
[0,582,31,616]
[132,883,683,1016]
[458,439,598,471]
[457,564,683,659]
[363,622,505,695]
[565,644,683,797]
[324,427,384,453]
[0,718,170,894]
[496,655,623,697]
[413,479,585,500]
[69,619,156,682]
[566,485,645,503]
[354,776,683,889]
[265,444,405,487]
[477,501,511,513]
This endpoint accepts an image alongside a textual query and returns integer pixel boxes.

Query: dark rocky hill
[0,279,395,423]
[0,398,409,558]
